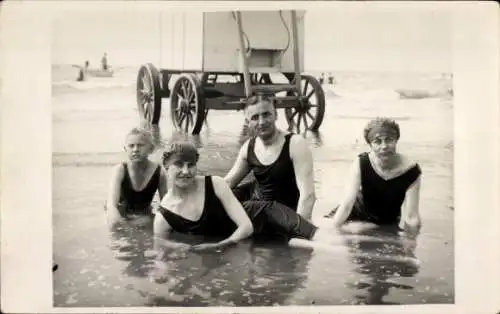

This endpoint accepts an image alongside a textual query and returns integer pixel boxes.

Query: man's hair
[243,93,275,111]
[162,140,200,166]
[126,127,154,146]
[363,117,400,144]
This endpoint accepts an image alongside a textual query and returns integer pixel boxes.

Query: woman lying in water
[152,140,342,254]
[105,127,168,230]
[326,117,422,236]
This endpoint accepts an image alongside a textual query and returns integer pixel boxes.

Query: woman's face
[369,134,398,161]
[166,158,197,188]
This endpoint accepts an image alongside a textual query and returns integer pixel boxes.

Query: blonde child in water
[105,127,168,230]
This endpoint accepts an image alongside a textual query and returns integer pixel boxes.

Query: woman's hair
[363,117,400,144]
[126,127,154,146]
[162,140,199,166]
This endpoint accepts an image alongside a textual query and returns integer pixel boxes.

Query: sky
[52,5,452,73]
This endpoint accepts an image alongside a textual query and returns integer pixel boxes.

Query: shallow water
[52,71,454,306]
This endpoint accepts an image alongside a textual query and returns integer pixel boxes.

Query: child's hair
[363,117,400,144]
[162,140,199,166]
[126,127,154,147]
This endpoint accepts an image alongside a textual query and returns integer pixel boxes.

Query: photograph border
[1,1,499,313]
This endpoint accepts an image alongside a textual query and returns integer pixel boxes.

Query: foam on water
[52,64,453,102]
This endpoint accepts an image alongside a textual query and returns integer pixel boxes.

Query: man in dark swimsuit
[224,94,317,239]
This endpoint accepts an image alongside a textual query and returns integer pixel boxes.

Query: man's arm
[224,140,251,188]
[400,176,422,232]
[105,164,127,230]
[289,135,316,220]
[331,158,362,228]
[194,176,254,250]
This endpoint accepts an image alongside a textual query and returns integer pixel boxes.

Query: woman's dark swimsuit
[158,176,317,240]
[110,163,161,216]
[326,152,422,226]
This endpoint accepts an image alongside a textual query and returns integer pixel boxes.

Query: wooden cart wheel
[285,75,325,133]
[170,74,206,135]
[136,63,162,125]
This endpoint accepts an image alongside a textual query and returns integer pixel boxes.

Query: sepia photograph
[51,3,454,307]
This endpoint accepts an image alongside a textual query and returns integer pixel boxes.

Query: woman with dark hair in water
[327,117,422,235]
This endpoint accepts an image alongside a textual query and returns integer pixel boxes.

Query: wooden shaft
[290,10,302,95]
[235,11,252,98]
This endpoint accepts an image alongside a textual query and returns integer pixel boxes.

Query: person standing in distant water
[105,127,168,230]
[76,60,90,82]
[101,52,108,71]
[224,94,317,223]
[326,117,422,235]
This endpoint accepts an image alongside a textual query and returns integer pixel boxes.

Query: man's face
[244,100,277,140]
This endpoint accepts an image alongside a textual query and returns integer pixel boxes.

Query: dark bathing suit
[159,176,316,240]
[232,133,317,240]
[109,162,161,216]
[347,152,422,225]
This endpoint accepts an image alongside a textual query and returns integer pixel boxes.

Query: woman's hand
[191,242,228,251]
[340,221,378,234]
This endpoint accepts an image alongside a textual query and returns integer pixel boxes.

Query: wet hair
[363,117,400,144]
[126,127,154,147]
[162,140,199,167]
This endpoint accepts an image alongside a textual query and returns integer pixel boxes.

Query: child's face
[124,134,153,162]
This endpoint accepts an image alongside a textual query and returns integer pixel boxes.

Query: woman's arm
[195,176,254,250]
[153,212,192,251]
[400,175,422,232]
[331,158,362,228]
[105,164,127,230]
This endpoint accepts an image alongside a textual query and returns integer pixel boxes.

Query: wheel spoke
[302,79,309,96]
[187,86,195,103]
[306,111,315,121]
[181,80,189,98]
[188,112,194,127]
[289,109,299,121]
[296,112,302,133]
[185,81,194,102]
[142,76,150,92]
[178,112,186,126]
[306,89,315,100]
[303,111,309,130]
[184,114,190,133]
